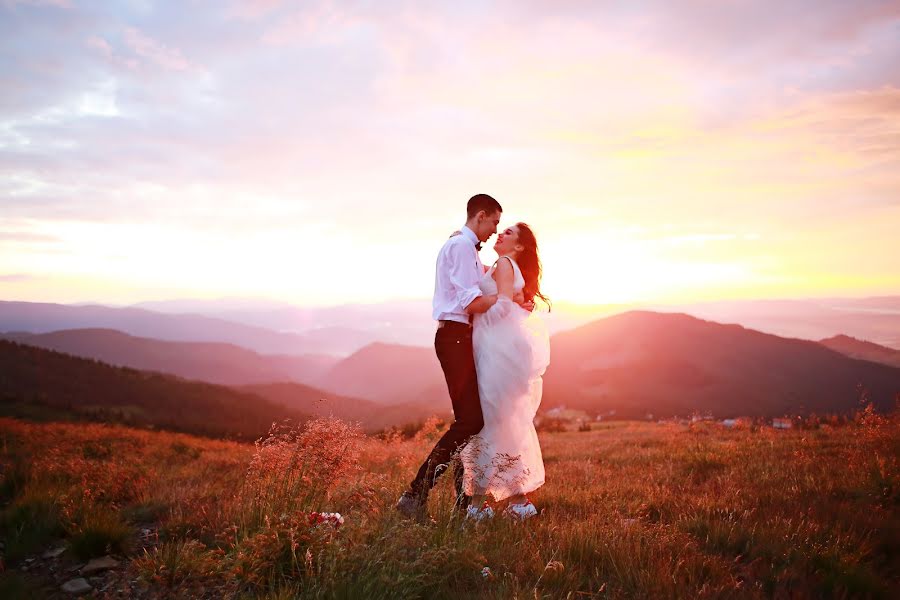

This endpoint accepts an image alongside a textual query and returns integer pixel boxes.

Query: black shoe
[395,491,426,519]
[454,493,472,514]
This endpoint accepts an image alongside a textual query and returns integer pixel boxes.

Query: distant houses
[543,406,589,421]
[536,406,592,431]
[595,409,616,421]
[537,406,804,431]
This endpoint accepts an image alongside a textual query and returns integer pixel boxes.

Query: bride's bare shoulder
[492,257,514,279]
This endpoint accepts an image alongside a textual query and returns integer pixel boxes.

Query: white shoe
[465,504,495,522]
[504,500,538,521]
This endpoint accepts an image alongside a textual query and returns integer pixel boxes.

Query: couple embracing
[397,193,551,522]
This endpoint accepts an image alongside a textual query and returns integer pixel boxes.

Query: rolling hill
[0,339,307,439]
[4,310,897,434]
[543,311,900,417]
[0,338,441,436]
[240,383,449,432]
[314,342,445,404]
[310,312,900,418]
[819,334,900,369]
[1,328,338,385]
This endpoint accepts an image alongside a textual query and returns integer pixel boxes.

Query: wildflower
[308,511,344,527]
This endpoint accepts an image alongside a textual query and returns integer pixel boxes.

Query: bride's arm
[478,259,516,325]
[492,258,515,299]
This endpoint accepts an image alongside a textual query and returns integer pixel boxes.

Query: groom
[396,193,504,518]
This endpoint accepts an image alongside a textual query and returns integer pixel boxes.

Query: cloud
[0,273,37,282]
[2,0,71,8]
[0,231,60,243]
[122,27,194,71]
[226,0,284,21]
[0,1,898,303]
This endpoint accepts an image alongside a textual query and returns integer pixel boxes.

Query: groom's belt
[437,319,472,329]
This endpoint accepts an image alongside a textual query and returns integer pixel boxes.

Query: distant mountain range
[132,295,900,350]
[132,298,439,347]
[664,296,900,349]
[5,296,900,362]
[129,298,595,346]
[0,301,367,356]
[1,328,338,385]
[3,301,898,436]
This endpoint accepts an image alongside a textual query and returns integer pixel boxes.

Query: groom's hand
[513,292,535,313]
[465,294,498,315]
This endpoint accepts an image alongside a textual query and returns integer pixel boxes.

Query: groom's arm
[444,240,496,315]
[465,294,498,315]
[515,293,536,312]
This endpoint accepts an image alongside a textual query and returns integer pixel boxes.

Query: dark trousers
[409,321,484,503]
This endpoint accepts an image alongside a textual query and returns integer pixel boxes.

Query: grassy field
[0,410,897,599]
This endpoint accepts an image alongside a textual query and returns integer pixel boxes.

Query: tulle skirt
[461,299,550,501]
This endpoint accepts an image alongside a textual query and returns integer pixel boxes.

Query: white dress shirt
[432,226,484,324]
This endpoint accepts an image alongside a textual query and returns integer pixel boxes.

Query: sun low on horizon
[1,1,899,309]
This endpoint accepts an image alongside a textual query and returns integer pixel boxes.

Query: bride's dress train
[461,257,550,501]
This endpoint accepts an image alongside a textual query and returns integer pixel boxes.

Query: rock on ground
[81,556,119,575]
[61,577,92,594]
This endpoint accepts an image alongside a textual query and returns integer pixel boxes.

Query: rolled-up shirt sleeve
[446,241,482,309]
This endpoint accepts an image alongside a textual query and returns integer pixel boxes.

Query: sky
[1,0,899,308]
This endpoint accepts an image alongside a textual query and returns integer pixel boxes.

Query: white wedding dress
[461,256,551,501]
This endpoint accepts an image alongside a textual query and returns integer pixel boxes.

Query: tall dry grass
[0,408,897,598]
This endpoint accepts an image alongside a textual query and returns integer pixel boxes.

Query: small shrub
[679,450,727,484]
[412,416,448,443]
[133,539,223,588]
[123,500,169,524]
[0,492,63,560]
[170,441,201,461]
[82,439,113,460]
[536,417,567,433]
[67,506,132,559]
[0,456,29,503]
[0,572,41,598]
[239,418,362,534]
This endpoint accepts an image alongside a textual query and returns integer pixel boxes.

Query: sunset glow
[1,1,899,307]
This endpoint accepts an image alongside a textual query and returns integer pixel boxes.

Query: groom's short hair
[467,194,502,218]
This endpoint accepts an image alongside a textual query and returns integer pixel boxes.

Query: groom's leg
[408,322,483,501]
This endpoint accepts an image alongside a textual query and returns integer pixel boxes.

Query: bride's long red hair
[515,222,550,310]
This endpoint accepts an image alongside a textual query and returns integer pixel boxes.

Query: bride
[461,222,551,521]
